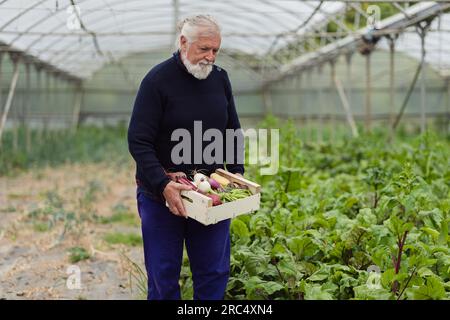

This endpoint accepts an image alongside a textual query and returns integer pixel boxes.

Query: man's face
[181,33,221,65]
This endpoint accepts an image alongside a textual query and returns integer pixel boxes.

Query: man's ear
[180,35,187,52]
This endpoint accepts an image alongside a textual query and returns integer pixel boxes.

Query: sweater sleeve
[127,76,171,195]
[223,72,245,175]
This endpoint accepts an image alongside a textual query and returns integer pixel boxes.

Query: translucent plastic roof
[0,0,345,79]
[381,12,450,77]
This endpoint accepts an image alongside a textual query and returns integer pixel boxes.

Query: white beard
[181,51,213,80]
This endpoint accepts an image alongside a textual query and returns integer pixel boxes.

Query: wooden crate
[179,169,261,226]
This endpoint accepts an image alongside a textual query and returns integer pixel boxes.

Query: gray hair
[175,14,221,50]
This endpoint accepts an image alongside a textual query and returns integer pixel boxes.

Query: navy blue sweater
[128,51,245,201]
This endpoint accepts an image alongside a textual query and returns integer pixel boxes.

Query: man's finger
[176,183,193,191]
[176,182,192,191]
[169,204,180,216]
[175,199,187,218]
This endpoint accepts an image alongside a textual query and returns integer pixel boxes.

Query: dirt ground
[0,162,148,300]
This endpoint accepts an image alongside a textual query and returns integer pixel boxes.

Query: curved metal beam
[0,0,48,31]
[48,14,271,65]
[17,0,299,52]
[21,0,292,53]
[22,0,170,51]
[41,6,277,67]
[0,0,336,77]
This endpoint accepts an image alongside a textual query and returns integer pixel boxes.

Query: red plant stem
[392,231,408,294]
[177,176,197,190]
[394,231,408,274]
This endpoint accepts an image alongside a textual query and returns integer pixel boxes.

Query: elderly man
[127,15,244,300]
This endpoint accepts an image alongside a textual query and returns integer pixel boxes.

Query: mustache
[199,60,214,65]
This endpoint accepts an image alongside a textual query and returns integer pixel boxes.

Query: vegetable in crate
[208,177,223,191]
[193,172,207,185]
[210,173,231,188]
[219,187,253,203]
[176,175,222,206]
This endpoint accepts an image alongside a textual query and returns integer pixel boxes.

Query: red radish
[206,193,222,206]
[208,178,223,191]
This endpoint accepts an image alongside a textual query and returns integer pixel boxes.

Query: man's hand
[162,181,192,217]
[165,171,187,182]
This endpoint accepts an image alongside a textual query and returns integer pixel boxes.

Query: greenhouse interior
[0,1,449,301]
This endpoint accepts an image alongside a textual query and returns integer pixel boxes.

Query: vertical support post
[298,73,307,141]
[25,62,31,152]
[0,52,3,116]
[446,78,449,136]
[387,35,397,128]
[345,52,353,113]
[44,70,51,136]
[262,86,273,115]
[419,29,427,134]
[415,21,431,134]
[333,73,359,138]
[72,82,83,132]
[354,4,361,29]
[0,55,20,146]
[53,73,58,130]
[365,53,372,133]
[330,60,336,141]
[36,67,43,144]
[307,69,313,142]
[317,65,324,143]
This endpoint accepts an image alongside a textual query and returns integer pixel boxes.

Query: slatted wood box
[180,169,261,226]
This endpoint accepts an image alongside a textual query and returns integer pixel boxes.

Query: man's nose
[205,51,215,62]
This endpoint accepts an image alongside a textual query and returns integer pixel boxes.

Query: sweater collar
[173,50,189,73]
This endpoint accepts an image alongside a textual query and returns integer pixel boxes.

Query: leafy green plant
[0,125,128,176]
[220,117,450,300]
[68,246,90,263]
[103,232,143,246]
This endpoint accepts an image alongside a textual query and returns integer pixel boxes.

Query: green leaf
[381,268,396,288]
[287,236,318,259]
[344,196,359,210]
[245,253,270,276]
[418,208,443,230]
[408,276,446,300]
[308,269,330,282]
[421,227,440,242]
[438,219,448,245]
[357,208,377,226]
[304,284,334,300]
[244,276,285,299]
[385,215,413,237]
[353,285,393,300]
[231,219,250,245]
[277,259,304,281]
[417,267,435,277]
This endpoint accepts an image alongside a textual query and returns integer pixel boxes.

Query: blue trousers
[137,191,231,300]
